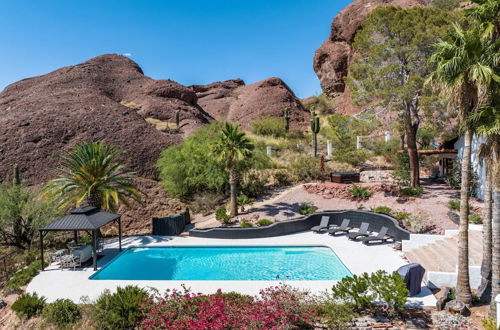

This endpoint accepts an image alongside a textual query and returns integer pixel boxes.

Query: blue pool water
[90,246,351,281]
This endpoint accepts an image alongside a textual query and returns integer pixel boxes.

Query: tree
[211,123,254,217]
[427,23,499,305]
[0,166,62,250]
[347,6,456,187]
[44,141,142,211]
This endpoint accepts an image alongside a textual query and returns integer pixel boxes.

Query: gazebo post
[73,230,78,244]
[39,231,44,271]
[118,217,122,252]
[92,230,97,271]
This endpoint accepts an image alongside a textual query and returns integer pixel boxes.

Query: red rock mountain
[191,77,309,130]
[313,0,431,114]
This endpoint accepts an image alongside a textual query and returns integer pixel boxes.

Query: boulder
[445,299,470,316]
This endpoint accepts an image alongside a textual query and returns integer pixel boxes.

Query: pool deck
[27,232,436,306]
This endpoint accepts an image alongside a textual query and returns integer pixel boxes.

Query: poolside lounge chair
[358,227,392,244]
[311,216,330,233]
[347,222,370,240]
[328,219,352,236]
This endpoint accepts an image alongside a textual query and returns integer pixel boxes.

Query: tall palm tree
[427,23,499,305]
[211,123,254,217]
[44,141,142,212]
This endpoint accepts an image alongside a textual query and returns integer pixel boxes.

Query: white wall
[454,135,487,200]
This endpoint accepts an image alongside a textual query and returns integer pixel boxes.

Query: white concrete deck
[27,232,436,306]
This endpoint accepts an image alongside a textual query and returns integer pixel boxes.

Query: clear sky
[0,0,351,98]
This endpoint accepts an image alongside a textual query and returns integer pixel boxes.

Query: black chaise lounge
[328,219,352,236]
[347,222,370,240]
[311,216,330,233]
[358,226,392,244]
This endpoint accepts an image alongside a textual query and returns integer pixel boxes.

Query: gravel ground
[193,182,484,234]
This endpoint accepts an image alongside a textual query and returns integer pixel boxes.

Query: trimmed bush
[12,292,46,320]
[372,206,392,214]
[298,201,317,215]
[349,185,372,201]
[93,286,148,330]
[251,116,287,137]
[43,298,81,327]
[240,221,253,228]
[258,219,273,226]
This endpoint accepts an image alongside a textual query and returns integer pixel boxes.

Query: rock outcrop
[191,77,310,130]
[313,0,431,114]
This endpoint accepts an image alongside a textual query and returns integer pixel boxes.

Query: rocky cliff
[313,0,431,114]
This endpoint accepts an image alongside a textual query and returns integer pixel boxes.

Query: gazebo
[39,205,122,271]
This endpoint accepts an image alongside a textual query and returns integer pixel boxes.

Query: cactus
[175,110,180,130]
[283,107,290,133]
[310,111,320,157]
[13,164,20,185]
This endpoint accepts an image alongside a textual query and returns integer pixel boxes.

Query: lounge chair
[311,216,330,233]
[347,222,370,240]
[328,219,352,236]
[359,227,392,244]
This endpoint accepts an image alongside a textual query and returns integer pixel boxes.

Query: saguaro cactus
[13,164,20,185]
[310,111,320,157]
[283,107,290,133]
[175,110,180,130]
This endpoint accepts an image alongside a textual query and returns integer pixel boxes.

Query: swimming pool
[90,246,351,281]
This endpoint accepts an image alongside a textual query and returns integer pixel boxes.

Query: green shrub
[394,212,411,221]
[237,195,254,212]
[399,186,424,197]
[482,317,497,330]
[372,206,392,214]
[332,149,371,167]
[240,221,254,228]
[331,273,374,311]
[316,301,356,329]
[93,286,148,330]
[258,219,273,226]
[392,153,410,186]
[215,207,231,224]
[12,292,46,319]
[251,116,287,137]
[43,298,81,327]
[298,201,317,215]
[273,170,292,186]
[4,260,44,294]
[349,185,372,201]
[469,212,483,224]
[240,172,268,198]
[447,199,461,211]
[288,157,326,182]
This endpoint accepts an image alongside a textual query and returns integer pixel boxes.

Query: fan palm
[44,141,142,212]
[427,23,499,305]
[211,123,254,217]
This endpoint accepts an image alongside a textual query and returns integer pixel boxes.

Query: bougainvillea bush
[140,284,317,329]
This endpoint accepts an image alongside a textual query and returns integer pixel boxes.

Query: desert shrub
[12,292,46,320]
[240,221,253,228]
[394,212,411,221]
[469,212,483,224]
[399,186,424,197]
[331,273,374,311]
[333,149,371,167]
[288,157,326,182]
[258,219,273,226]
[215,207,231,224]
[273,170,292,186]
[190,191,225,215]
[349,185,372,201]
[392,153,410,186]
[237,195,254,212]
[482,317,497,330]
[372,206,392,214]
[4,260,44,294]
[404,214,433,233]
[240,171,269,198]
[251,116,287,137]
[93,286,148,330]
[157,122,271,198]
[298,201,317,215]
[447,199,461,211]
[315,300,356,329]
[43,298,81,327]
[370,137,400,163]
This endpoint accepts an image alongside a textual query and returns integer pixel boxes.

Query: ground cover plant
[349,185,372,201]
[298,201,317,215]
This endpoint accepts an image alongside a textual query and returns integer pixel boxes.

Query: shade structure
[39,206,122,271]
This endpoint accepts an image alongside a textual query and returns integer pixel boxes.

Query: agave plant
[44,141,142,211]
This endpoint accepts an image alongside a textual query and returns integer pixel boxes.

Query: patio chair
[328,219,352,236]
[311,216,330,233]
[60,255,81,270]
[51,249,67,264]
[67,240,77,252]
[347,222,370,240]
[358,227,393,245]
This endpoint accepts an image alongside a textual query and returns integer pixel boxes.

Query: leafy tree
[0,166,62,250]
[427,22,499,305]
[44,141,142,211]
[347,6,456,187]
[211,123,254,217]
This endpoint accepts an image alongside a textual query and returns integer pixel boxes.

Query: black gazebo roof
[41,206,121,231]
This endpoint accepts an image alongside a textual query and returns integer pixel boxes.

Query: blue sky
[0,0,351,98]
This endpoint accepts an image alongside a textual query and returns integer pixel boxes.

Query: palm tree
[427,23,499,305]
[211,123,254,217]
[44,141,142,211]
